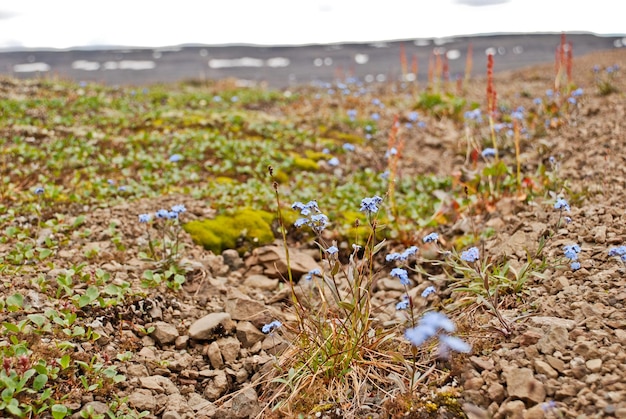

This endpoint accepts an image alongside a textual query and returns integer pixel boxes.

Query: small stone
[162,411,181,419]
[529,316,576,330]
[140,375,179,395]
[534,360,559,379]
[243,274,279,290]
[187,393,216,414]
[499,400,525,419]
[470,356,494,371]
[217,336,241,363]
[207,341,224,369]
[503,367,546,404]
[151,322,179,345]
[204,370,228,401]
[545,355,566,372]
[524,404,547,419]
[189,312,235,341]
[464,377,484,391]
[236,321,265,349]
[222,249,244,270]
[128,389,157,411]
[175,335,189,349]
[225,291,273,326]
[487,382,505,404]
[585,358,602,373]
[231,386,260,418]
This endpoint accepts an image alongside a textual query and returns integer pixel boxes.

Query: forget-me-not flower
[461,247,480,263]
[554,198,570,212]
[169,154,183,163]
[138,214,152,223]
[421,286,436,298]
[360,195,383,214]
[390,268,409,285]
[481,148,496,158]
[262,320,282,334]
[326,245,339,255]
[423,232,439,243]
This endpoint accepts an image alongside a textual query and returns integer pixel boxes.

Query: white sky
[0,0,624,49]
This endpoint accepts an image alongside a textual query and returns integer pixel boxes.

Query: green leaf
[37,248,53,259]
[3,322,19,333]
[6,398,22,415]
[27,314,46,328]
[51,404,68,419]
[33,374,48,391]
[58,354,71,370]
[6,293,24,310]
[72,215,86,228]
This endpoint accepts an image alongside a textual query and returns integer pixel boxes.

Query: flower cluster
[422,232,439,243]
[421,286,436,298]
[608,246,626,262]
[386,246,418,262]
[262,320,282,334]
[139,204,186,223]
[359,195,383,215]
[404,311,471,357]
[390,268,409,286]
[563,243,581,271]
[554,198,570,212]
[293,201,329,233]
[461,247,480,263]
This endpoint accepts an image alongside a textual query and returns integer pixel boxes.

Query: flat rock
[151,321,179,345]
[128,388,157,411]
[189,312,235,340]
[503,367,546,404]
[140,375,179,395]
[236,321,265,348]
[246,244,320,278]
[529,316,576,331]
[243,274,279,290]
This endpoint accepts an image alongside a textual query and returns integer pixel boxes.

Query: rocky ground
[1,47,626,419]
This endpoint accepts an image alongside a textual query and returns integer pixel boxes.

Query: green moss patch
[183,208,275,254]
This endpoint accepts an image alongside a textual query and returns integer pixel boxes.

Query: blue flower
[533,97,542,105]
[608,246,626,257]
[554,198,570,212]
[347,109,357,120]
[304,268,321,281]
[390,268,409,285]
[343,143,356,152]
[404,311,457,347]
[171,204,186,214]
[327,157,340,167]
[461,247,480,263]
[166,211,179,219]
[359,195,383,214]
[138,213,152,223]
[401,246,419,259]
[421,286,436,298]
[417,121,426,128]
[155,209,169,219]
[563,244,581,261]
[107,179,115,185]
[262,320,282,334]
[294,218,308,228]
[371,113,380,121]
[118,186,128,192]
[571,261,581,271]
[571,88,583,97]
[423,233,439,243]
[169,154,183,163]
[33,186,45,195]
[568,97,577,105]
[438,334,471,355]
[408,111,419,121]
[396,296,410,310]
[481,148,496,158]
[326,245,339,255]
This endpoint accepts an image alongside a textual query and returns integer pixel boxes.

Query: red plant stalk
[399,43,408,79]
[443,54,450,84]
[566,41,573,85]
[514,120,521,190]
[411,54,418,84]
[464,42,473,85]
[428,52,435,88]
[435,51,443,91]
[486,54,498,159]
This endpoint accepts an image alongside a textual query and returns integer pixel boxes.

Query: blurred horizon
[1,0,625,51]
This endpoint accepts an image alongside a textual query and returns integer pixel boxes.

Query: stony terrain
[1,46,626,419]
